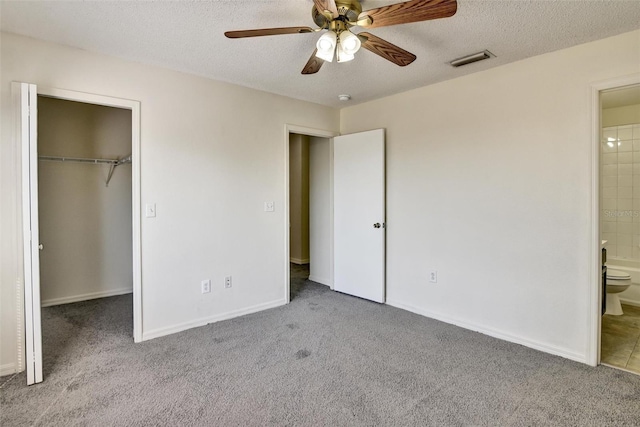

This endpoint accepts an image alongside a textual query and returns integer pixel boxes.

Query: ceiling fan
[225,0,457,74]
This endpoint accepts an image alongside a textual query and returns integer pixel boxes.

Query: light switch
[145,203,156,218]
[264,201,275,212]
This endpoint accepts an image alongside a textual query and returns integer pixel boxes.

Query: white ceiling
[1,0,639,108]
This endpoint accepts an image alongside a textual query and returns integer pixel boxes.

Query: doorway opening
[598,83,640,375]
[285,126,336,302]
[18,83,142,385]
[37,95,134,378]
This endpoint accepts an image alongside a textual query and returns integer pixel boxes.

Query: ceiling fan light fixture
[226,0,459,75]
[339,30,361,55]
[336,45,355,63]
[315,31,337,62]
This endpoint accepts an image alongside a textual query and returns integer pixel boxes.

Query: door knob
[373,223,381,228]
[38,244,43,250]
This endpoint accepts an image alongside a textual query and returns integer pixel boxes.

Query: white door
[15,82,43,385]
[333,129,385,302]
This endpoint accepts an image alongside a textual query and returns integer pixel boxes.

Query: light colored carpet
[2,273,640,426]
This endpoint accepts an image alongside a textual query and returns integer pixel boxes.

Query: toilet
[606,269,632,315]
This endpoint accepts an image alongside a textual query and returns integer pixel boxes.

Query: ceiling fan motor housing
[312,0,363,27]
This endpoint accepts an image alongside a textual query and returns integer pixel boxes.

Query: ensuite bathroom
[600,84,640,375]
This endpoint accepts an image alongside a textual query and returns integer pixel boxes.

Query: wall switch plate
[264,201,275,212]
[145,203,156,218]
[429,270,438,283]
[225,276,232,288]
[201,279,211,294]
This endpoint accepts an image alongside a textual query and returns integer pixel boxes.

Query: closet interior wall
[289,133,310,265]
[38,96,133,306]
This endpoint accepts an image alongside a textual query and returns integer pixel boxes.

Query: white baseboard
[0,363,17,377]
[142,298,287,341]
[41,288,133,307]
[308,275,330,286]
[386,299,587,364]
[620,298,640,308]
[290,258,310,265]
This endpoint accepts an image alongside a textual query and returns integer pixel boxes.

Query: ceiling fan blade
[302,49,325,74]
[225,26,315,38]
[313,0,339,19]
[358,32,416,67]
[358,0,457,29]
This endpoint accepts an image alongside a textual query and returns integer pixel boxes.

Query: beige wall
[603,104,640,127]
[340,30,640,363]
[3,28,639,374]
[0,32,339,374]
[289,133,310,264]
[38,97,132,305]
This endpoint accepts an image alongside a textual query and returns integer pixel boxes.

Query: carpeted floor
[290,262,312,301]
[2,274,640,426]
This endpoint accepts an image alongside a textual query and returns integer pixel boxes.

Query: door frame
[588,73,640,366]
[284,125,338,302]
[20,85,143,358]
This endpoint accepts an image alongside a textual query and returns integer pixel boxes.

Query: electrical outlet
[429,270,438,283]
[201,279,211,294]
[225,276,232,289]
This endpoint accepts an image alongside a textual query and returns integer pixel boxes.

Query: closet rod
[38,155,131,165]
[39,155,132,187]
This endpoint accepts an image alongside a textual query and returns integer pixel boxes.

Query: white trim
[308,275,331,286]
[0,363,17,377]
[16,82,41,385]
[328,137,335,290]
[38,87,139,110]
[588,73,640,367]
[12,84,26,378]
[284,125,339,304]
[37,86,143,344]
[388,299,587,364]
[142,298,287,341]
[41,289,133,307]
[290,257,310,265]
[15,278,24,373]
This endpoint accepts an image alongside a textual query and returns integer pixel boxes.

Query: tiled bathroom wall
[602,124,640,260]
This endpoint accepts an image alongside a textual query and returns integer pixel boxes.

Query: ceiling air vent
[449,50,493,67]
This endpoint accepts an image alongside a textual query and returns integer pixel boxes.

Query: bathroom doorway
[598,83,640,375]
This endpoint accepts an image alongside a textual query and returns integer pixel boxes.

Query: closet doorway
[38,96,133,306]
[18,84,141,385]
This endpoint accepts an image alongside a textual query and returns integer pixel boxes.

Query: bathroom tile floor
[601,304,640,374]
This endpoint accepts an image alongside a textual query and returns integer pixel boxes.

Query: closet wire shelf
[39,155,132,187]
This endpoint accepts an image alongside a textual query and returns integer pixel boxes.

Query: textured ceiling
[1,0,639,108]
